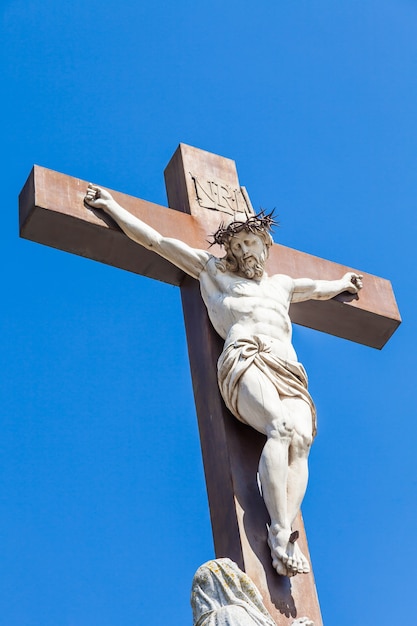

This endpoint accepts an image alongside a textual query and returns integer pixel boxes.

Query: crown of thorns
[210,210,278,247]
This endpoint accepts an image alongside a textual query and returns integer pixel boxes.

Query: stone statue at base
[84,184,362,577]
[191,559,314,626]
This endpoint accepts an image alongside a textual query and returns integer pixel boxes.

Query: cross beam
[19,144,401,625]
[20,154,400,350]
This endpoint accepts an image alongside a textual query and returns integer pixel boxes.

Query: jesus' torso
[198,256,299,363]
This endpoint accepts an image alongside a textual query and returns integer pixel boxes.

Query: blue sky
[1,1,417,624]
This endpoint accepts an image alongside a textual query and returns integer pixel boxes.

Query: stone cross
[19,144,400,625]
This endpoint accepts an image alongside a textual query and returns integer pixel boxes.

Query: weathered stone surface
[191,559,313,626]
[191,559,278,626]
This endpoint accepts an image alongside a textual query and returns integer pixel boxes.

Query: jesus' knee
[289,430,313,461]
[266,420,294,445]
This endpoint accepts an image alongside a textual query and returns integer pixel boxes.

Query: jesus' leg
[260,432,302,576]
[284,450,311,574]
[258,430,292,575]
[284,397,314,574]
[262,428,311,576]
[235,368,307,576]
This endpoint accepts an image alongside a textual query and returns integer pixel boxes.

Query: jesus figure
[85,183,362,577]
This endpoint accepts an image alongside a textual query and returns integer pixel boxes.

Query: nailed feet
[268,525,310,577]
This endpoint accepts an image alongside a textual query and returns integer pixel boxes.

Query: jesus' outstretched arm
[84,184,209,279]
[291,274,363,302]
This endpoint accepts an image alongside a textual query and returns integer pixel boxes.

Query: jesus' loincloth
[217,336,317,438]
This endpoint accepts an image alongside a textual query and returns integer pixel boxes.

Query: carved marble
[84,184,362,577]
[191,559,314,626]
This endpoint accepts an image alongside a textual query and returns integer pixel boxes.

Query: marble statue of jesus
[84,183,362,577]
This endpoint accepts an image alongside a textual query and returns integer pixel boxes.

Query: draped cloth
[217,336,317,438]
[191,559,277,626]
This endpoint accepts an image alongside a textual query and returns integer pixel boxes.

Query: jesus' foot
[268,525,310,576]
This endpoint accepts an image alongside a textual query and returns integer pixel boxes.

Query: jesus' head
[212,212,275,279]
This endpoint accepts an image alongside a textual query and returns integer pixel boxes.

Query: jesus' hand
[84,184,115,213]
[343,272,363,294]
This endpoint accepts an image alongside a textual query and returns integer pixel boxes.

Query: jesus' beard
[238,255,266,279]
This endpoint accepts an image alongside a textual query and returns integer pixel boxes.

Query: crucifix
[19,144,400,625]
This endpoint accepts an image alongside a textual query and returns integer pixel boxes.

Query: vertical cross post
[165,144,322,624]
